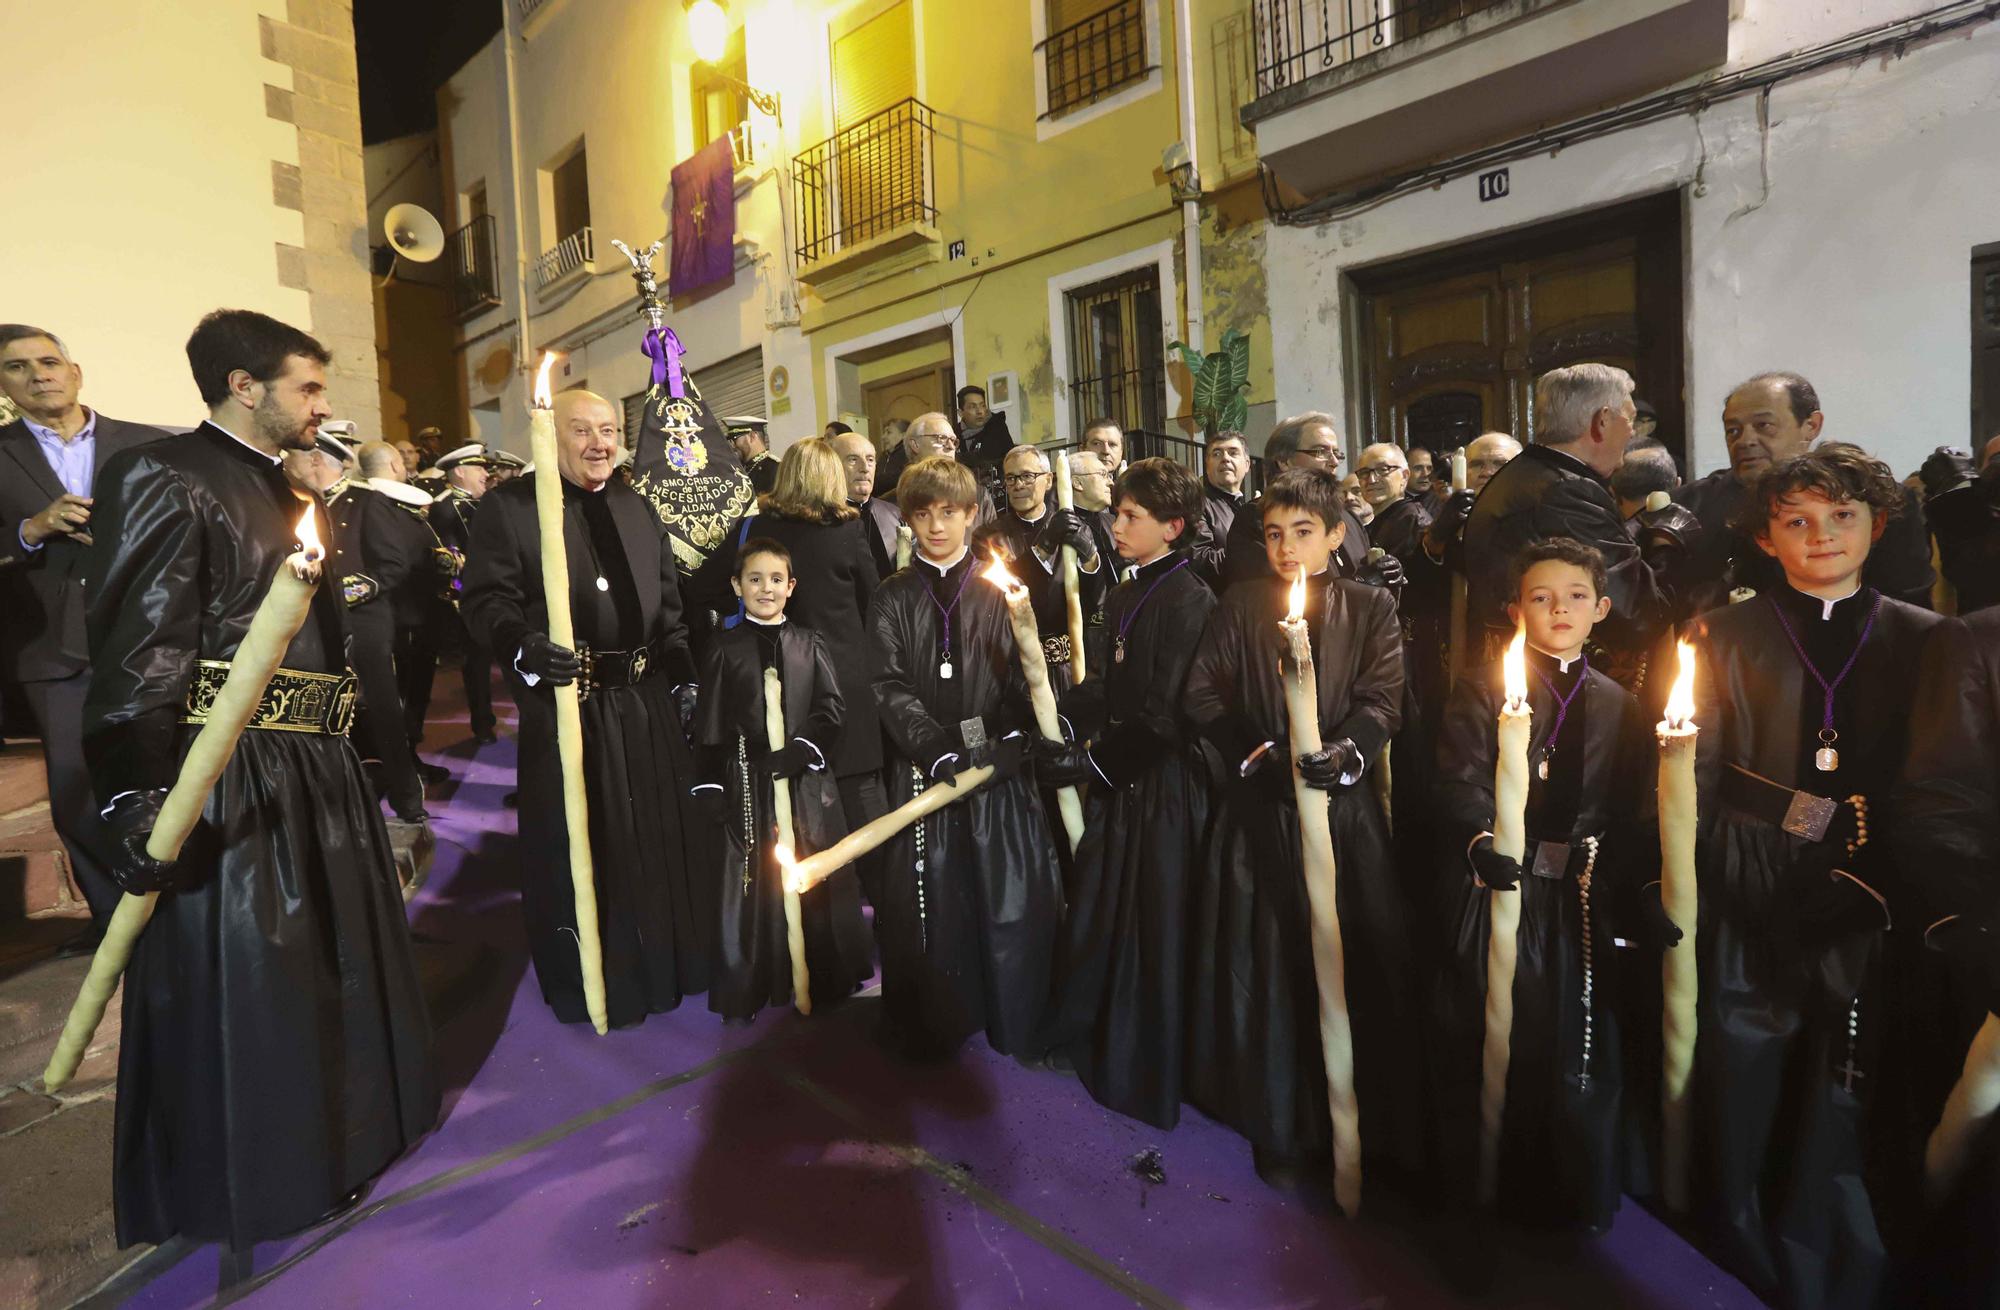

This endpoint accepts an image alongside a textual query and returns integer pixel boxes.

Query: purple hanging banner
[670,134,737,298]
[643,326,686,397]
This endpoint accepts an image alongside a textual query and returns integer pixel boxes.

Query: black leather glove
[1636,882,1685,950]
[974,732,1033,782]
[1467,835,1522,892]
[1037,509,1099,568]
[1033,736,1094,787]
[690,784,728,826]
[759,739,814,781]
[103,789,181,894]
[673,683,700,735]
[1297,738,1364,791]
[1232,744,1295,802]
[1920,446,1977,500]
[1357,551,1405,590]
[521,632,580,685]
[930,752,965,786]
[1423,489,1477,559]
[1791,859,1891,949]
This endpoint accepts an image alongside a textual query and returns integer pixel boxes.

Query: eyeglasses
[1003,471,1049,487]
[1354,466,1403,482]
[1298,446,1341,464]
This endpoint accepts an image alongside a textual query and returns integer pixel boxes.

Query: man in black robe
[972,443,1102,677]
[84,309,436,1250]
[464,388,714,1026]
[1674,371,1935,611]
[1463,364,1670,671]
[429,444,498,742]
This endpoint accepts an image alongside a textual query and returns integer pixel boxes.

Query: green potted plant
[1170,327,1250,439]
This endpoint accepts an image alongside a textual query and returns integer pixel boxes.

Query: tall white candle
[981,554,1085,853]
[1477,625,1531,1206]
[1657,639,1700,1210]
[763,666,812,1016]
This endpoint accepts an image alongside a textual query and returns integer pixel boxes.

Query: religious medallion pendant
[940,659,954,681]
[1538,750,1552,781]
[1114,638,1126,665]
[1816,730,1839,773]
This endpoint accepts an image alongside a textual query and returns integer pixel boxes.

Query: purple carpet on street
[671,135,736,297]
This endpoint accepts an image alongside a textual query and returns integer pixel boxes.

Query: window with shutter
[1043,0,1148,119]
[828,2,921,246]
[832,2,914,130]
[692,347,768,420]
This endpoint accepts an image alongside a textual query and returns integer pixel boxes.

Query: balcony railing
[445,214,502,319]
[792,98,936,269]
[1042,0,1152,119]
[533,226,594,291]
[1253,0,1504,96]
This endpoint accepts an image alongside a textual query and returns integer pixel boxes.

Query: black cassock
[696,620,872,1019]
[464,473,715,1026]
[1892,608,2000,1302]
[1183,574,1425,1192]
[1686,586,1944,1308]
[82,423,437,1249]
[973,505,1105,672]
[1430,650,1651,1229]
[866,550,1065,1058]
[1041,553,1216,1129]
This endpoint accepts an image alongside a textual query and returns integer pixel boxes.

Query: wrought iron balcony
[445,214,503,319]
[1042,0,1152,119]
[1253,0,1503,96]
[533,226,594,292]
[791,98,936,272]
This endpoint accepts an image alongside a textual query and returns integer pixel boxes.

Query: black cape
[1686,586,1945,1308]
[866,549,1065,1058]
[1182,574,1425,1196]
[1430,650,1652,1228]
[1041,553,1216,1128]
[696,621,873,1019]
[464,473,715,1026]
[973,504,1105,663]
[83,423,436,1249]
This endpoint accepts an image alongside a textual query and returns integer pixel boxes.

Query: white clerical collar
[203,419,282,466]
[1126,548,1170,580]
[743,613,785,627]
[918,544,969,576]
[1528,643,1585,672]
[1790,582,1861,621]
[1015,506,1048,525]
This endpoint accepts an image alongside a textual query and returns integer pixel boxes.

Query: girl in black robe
[1430,539,1653,1231]
[1684,446,1945,1309]
[465,452,716,1028]
[866,457,1064,1060]
[1182,468,1424,1201]
[693,544,873,1020]
[1037,460,1217,1129]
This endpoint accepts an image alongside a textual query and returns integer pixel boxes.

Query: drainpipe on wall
[500,0,535,412]
[1174,0,1202,360]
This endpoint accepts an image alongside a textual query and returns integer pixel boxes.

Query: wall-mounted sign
[948,239,967,260]
[769,364,790,398]
[1478,168,1511,203]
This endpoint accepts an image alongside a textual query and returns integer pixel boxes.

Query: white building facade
[439,0,814,458]
[1249,0,2000,479]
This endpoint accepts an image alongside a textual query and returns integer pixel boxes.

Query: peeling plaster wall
[1265,19,2000,476]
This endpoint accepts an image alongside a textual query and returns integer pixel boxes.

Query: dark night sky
[354,0,502,144]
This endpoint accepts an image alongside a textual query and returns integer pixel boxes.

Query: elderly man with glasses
[973,444,1104,678]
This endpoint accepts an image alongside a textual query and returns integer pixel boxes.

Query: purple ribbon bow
[643,326,686,397]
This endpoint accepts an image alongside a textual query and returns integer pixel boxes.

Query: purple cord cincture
[643,326,686,397]
[1533,654,1589,772]
[1768,591,1883,733]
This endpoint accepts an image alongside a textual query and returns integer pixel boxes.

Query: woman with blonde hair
[762,435,859,523]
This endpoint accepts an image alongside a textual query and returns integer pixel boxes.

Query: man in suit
[834,429,902,578]
[0,324,167,948]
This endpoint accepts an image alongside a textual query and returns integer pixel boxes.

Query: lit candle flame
[776,843,804,896]
[1502,624,1528,712]
[532,351,559,411]
[1662,638,1697,731]
[980,550,1025,597]
[296,499,324,563]
[1285,569,1307,624]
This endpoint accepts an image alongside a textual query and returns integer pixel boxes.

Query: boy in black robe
[85,310,436,1250]
[1432,538,1654,1230]
[1183,467,1424,1200]
[1036,459,1217,1129]
[866,456,1061,1060]
[463,389,714,1028]
[692,538,873,1020]
[1685,444,1944,1308]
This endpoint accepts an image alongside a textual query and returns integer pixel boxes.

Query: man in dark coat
[84,309,436,1250]
[429,444,498,741]
[955,384,1013,493]
[727,416,779,495]
[1189,430,1251,590]
[1463,364,1669,668]
[1919,436,2000,614]
[0,323,167,946]
[973,443,1102,677]
[464,388,714,1026]
[1674,371,1935,611]
[835,429,904,579]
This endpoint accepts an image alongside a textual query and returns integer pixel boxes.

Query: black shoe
[415,762,450,785]
[54,925,105,959]
[472,728,498,745]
